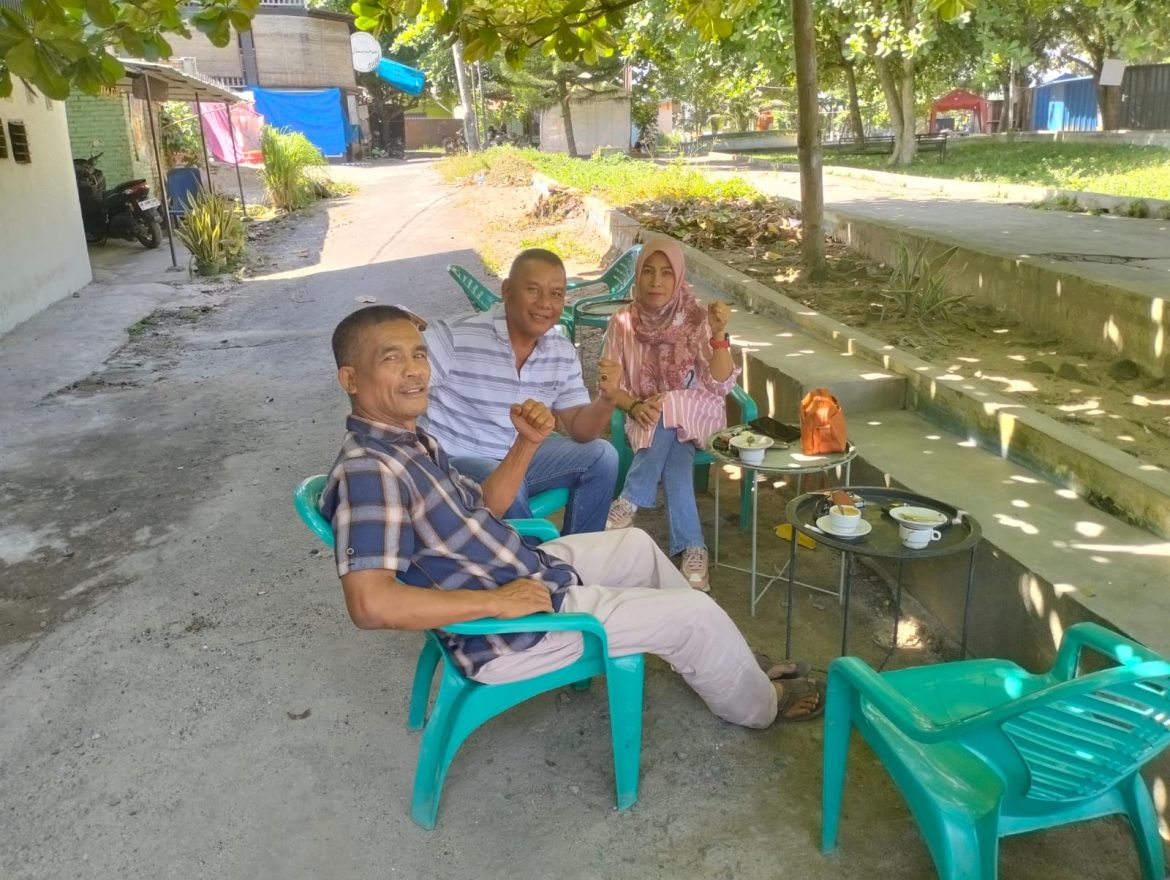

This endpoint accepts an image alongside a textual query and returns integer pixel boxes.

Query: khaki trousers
[472,528,778,728]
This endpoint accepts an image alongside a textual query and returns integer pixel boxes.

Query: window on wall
[0,119,7,159]
[7,120,30,163]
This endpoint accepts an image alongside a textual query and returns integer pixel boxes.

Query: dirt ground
[457,179,1170,473]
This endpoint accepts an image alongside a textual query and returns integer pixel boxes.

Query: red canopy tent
[929,89,992,133]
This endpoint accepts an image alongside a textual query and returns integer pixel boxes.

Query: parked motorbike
[442,130,467,155]
[73,153,163,249]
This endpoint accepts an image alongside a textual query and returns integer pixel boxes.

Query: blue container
[376,58,426,97]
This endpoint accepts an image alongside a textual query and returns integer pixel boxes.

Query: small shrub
[1121,199,1150,218]
[880,240,968,339]
[175,191,246,276]
[1156,204,1170,221]
[260,126,328,211]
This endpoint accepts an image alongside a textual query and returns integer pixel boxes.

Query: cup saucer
[815,515,872,539]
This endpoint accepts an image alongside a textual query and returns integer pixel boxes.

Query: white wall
[0,89,91,336]
[540,93,631,156]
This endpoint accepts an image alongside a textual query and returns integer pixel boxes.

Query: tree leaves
[349,0,762,66]
[1,0,257,97]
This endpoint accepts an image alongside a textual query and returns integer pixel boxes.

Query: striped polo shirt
[420,304,591,459]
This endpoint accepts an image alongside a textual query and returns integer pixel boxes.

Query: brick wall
[65,91,161,194]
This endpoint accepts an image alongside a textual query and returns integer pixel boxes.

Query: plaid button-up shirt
[320,415,580,676]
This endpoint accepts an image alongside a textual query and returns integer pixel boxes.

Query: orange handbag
[799,388,848,454]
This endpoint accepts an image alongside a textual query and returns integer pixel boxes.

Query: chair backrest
[166,166,203,217]
[599,244,642,299]
[567,244,643,299]
[447,264,501,312]
[293,475,335,548]
[999,663,1170,804]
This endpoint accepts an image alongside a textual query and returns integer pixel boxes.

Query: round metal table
[784,487,982,664]
[706,427,858,615]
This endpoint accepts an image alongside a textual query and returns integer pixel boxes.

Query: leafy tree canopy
[350,0,975,66]
[0,0,259,100]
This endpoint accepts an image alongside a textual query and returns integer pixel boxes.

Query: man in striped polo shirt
[420,248,619,534]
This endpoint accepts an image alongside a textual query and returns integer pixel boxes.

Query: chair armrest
[1050,621,1168,681]
[444,612,610,655]
[507,518,560,543]
[729,384,758,422]
[828,657,947,741]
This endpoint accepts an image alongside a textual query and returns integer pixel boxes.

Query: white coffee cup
[829,504,861,534]
[900,524,942,548]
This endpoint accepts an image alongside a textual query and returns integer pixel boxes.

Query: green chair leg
[411,672,474,830]
[408,636,443,731]
[606,654,645,811]
[1119,771,1166,880]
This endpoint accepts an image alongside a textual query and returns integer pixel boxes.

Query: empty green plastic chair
[821,622,1170,880]
[447,263,575,335]
[447,264,501,312]
[610,384,758,531]
[566,244,643,343]
[293,475,645,829]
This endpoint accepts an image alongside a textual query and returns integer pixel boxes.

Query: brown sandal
[774,677,826,723]
[755,653,811,681]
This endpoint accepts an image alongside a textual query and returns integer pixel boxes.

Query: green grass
[437,146,760,204]
[763,141,1170,200]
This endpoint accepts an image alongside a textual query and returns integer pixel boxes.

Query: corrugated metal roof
[115,58,242,103]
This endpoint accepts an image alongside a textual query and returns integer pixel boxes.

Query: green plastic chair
[447,264,575,336]
[292,475,645,830]
[821,622,1170,880]
[566,244,643,343]
[610,384,758,531]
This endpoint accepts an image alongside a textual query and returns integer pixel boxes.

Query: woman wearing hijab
[597,236,737,592]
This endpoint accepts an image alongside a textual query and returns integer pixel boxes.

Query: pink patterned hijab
[631,237,707,396]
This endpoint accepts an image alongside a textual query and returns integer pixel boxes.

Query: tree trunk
[873,54,903,141]
[843,58,865,139]
[891,54,917,165]
[999,70,1012,133]
[791,0,827,281]
[557,81,578,157]
[452,41,480,151]
[1097,82,1123,130]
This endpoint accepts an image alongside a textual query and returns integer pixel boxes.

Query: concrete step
[693,273,907,421]
[845,409,1170,667]
[581,190,1170,669]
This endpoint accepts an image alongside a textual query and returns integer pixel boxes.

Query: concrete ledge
[562,179,1170,669]
[571,187,1170,541]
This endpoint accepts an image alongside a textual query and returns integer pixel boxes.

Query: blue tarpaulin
[376,58,426,96]
[253,87,347,156]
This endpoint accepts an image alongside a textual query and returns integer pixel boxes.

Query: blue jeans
[619,422,703,556]
[451,434,618,535]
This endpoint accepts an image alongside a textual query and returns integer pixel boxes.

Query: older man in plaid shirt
[319,305,823,724]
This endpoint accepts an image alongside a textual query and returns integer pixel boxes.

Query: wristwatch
[710,335,731,349]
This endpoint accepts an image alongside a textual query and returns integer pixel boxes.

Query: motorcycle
[442,129,467,155]
[73,153,163,249]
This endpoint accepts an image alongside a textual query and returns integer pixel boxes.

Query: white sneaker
[680,546,710,592]
[606,497,638,530]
